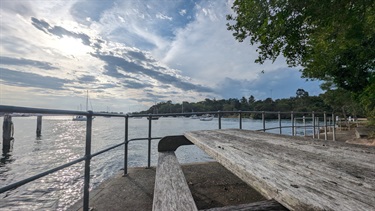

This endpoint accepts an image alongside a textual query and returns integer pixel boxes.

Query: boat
[73,90,92,121]
[190,115,199,119]
[200,114,213,121]
[72,115,87,121]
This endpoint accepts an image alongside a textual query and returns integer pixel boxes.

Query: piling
[262,111,265,132]
[36,116,42,137]
[2,115,14,153]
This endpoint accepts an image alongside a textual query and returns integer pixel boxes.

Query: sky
[0,0,322,112]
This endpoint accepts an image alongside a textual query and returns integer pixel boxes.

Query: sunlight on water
[0,116,309,210]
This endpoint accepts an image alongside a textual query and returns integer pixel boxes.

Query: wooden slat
[200,199,287,211]
[185,129,375,211]
[153,151,198,211]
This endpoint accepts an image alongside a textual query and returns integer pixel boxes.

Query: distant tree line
[135,89,366,119]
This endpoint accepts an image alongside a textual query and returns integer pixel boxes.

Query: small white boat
[72,115,87,121]
[73,90,93,121]
[200,114,213,121]
[190,115,199,119]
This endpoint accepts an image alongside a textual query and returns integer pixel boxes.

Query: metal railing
[0,105,335,211]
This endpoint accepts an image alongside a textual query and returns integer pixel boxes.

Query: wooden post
[303,116,306,136]
[332,113,336,141]
[262,111,265,132]
[36,116,42,137]
[312,111,315,139]
[239,111,242,129]
[278,112,282,134]
[291,111,294,136]
[2,115,14,153]
[317,117,320,139]
[324,112,327,140]
[218,111,222,129]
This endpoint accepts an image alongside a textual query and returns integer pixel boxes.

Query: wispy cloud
[0,67,71,90]
[0,56,58,70]
[92,52,213,93]
[31,17,92,46]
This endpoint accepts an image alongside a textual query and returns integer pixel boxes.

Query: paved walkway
[69,162,265,211]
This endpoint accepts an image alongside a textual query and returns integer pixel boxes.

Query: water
[0,116,302,210]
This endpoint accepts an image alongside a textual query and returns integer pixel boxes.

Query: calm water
[0,116,300,210]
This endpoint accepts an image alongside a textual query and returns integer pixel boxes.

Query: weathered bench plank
[185,129,375,211]
[153,151,198,211]
[200,199,287,211]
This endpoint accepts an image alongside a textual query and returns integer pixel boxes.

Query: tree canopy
[135,88,364,119]
[226,0,374,103]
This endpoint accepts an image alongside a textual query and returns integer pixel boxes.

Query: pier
[1,105,373,210]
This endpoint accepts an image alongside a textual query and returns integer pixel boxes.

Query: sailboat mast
[86,90,89,111]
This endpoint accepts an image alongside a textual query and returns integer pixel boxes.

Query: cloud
[31,17,92,46]
[78,75,97,82]
[179,9,187,16]
[127,50,155,62]
[215,68,323,99]
[92,52,213,93]
[156,13,173,21]
[70,0,117,23]
[0,1,35,17]
[93,0,198,50]
[160,1,287,83]
[122,80,149,89]
[0,56,57,70]
[0,67,71,90]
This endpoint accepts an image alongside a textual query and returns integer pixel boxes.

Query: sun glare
[55,36,91,56]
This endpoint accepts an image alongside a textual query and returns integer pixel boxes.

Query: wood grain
[153,151,198,211]
[201,199,287,211]
[185,129,375,211]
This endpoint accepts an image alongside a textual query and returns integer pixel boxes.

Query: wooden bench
[185,129,375,211]
[153,136,197,211]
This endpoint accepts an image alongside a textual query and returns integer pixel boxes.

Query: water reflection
[33,139,42,152]
[2,138,14,155]
[0,153,15,165]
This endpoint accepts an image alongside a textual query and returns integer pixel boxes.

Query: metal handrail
[0,105,335,211]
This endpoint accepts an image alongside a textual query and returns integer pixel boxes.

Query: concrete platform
[69,162,266,211]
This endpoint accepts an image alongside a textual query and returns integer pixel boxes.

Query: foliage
[320,88,364,120]
[134,89,361,119]
[359,76,375,123]
[226,0,375,117]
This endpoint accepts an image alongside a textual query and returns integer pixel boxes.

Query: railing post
[262,111,265,132]
[124,115,129,175]
[36,116,42,137]
[312,111,315,139]
[218,111,222,129]
[239,111,242,129]
[332,113,336,141]
[83,111,93,211]
[303,116,306,136]
[278,111,282,134]
[324,112,327,140]
[2,114,14,154]
[291,111,294,136]
[317,117,320,139]
[147,114,152,168]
